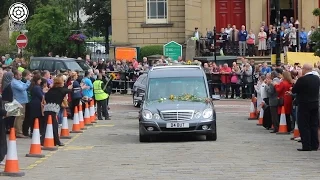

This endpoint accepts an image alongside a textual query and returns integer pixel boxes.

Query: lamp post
[213,26,217,64]
[76,0,80,58]
[275,0,281,66]
[295,20,300,52]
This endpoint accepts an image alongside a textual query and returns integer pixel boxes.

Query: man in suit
[291,64,320,151]
[230,25,239,55]
[265,71,280,133]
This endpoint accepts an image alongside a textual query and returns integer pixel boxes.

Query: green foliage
[311,8,320,57]
[9,32,21,46]
[310,29,320,57]
[140,45,163,58]
[313,8,320,17]
[87,36,105,42]
[26,5,70,56]
[0,44,16,56]
[0,0,10,27]
[83,0,111,40]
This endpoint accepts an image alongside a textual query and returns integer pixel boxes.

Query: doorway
[268,0,297,26]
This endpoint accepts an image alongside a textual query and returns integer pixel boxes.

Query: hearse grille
[160,110,194,121]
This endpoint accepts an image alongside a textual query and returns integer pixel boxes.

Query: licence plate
[166,122,189,128]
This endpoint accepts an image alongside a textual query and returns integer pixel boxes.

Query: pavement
[1,95,320,180]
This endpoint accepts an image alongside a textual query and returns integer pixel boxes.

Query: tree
[311,8,320,57]
[26,5,70,56]
[83,0,111,54]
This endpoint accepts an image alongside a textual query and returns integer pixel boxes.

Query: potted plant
[68,33,87,44]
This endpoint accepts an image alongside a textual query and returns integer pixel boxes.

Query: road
[1,95,320,180]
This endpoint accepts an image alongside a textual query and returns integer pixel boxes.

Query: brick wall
[0,17,10,45]
[127,0,185,46]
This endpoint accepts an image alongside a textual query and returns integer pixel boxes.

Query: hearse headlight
[142,110,153,120]
[202,108,213,119]
[153,113,160,120]
[194,111,202,119]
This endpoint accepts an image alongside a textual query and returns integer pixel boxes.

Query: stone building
[111,0,320,47]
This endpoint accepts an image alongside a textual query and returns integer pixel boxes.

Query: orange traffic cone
[248,96,257,120]
[84,102,92,126]
[70,106,83,133]
[60,109,72,139]
[78,101,87,130]
[277,106,290,134]
[90,100,97,123]
[291,120,300,140]
[0,128,25,177]
[26,118,45,158]
[257,107,264,126]
[42,115,58,151]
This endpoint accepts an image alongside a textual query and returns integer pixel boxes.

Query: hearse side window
[30,60,40,70]
[42,61,54,71]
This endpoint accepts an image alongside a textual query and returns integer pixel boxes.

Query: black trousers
[96,99,109,119]
[0,119,7,162]
[247,44,255,56]
[300,43,307,52]
[70,98,81,118]
[270,106,279,131]
[297,102,319,150]
[22,103,31,136]
[40,111,61,146]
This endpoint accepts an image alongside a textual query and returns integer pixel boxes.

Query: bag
[277,97,284,107]
[247,38,254,44]
[61,95,69,108]
[231,75,238,83]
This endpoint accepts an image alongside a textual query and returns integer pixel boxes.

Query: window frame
[145,0,168,24]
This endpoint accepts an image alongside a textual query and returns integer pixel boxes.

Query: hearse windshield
[147,77,207,101]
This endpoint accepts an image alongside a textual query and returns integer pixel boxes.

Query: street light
[275,0,281,66]
[76,0,80,58]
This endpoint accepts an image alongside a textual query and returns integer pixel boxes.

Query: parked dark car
[75,59,92,71]
[139,64,219,142]
[29,57,84,75]
[132,73,147,107]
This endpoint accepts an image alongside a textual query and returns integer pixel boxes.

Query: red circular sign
[16,34,28,49]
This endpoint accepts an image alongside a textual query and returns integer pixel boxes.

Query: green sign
[163,41,182,61]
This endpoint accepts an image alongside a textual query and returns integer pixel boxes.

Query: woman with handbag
[274,71,293,132]
[41,76,72,146]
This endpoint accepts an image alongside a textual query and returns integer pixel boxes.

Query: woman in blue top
[28,74,45,135]
[70,72,83,118]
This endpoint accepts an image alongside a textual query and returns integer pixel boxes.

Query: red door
[215,0,246,31]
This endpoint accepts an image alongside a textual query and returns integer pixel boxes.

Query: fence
[107,71,257,98]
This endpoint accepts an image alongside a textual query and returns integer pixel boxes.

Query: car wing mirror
[211,95,220,100]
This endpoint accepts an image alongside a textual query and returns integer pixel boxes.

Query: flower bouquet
[68,33,87,44]
[5,99,23,116]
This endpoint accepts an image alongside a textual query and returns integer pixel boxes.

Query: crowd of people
[195,16,316,57]
[0,63,113,166]
[253,62,320,151]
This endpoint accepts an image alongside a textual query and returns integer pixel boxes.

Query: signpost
[163,41,182,61]
[16,34,28,49]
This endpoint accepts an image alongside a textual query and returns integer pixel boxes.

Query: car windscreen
[147,77,208,101]
[77,61,90,71]
[65,61,83,71]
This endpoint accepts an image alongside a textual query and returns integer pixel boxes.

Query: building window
[146,0,168,24]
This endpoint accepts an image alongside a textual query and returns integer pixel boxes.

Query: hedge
[140,45,163,59]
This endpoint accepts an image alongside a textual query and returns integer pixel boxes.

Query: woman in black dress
[28,74,45,135]
[41,76,72,146]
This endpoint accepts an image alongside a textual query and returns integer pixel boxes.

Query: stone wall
[126,0,185,47]
[0,17,10,45]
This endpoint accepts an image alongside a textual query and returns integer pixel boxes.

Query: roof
[30,57,77,61]
[148,66,205,78]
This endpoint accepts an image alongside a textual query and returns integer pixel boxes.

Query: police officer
[93,74,110,120]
